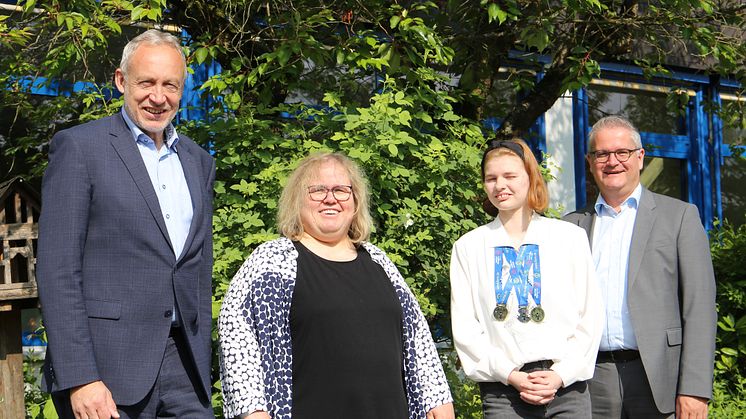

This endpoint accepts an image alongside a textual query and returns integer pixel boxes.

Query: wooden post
[0,302,24,418]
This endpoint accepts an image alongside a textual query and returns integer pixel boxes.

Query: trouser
[590,354,672,419]
[52,328,213,419]
[479,379,591,418]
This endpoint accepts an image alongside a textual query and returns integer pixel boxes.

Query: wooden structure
[0,176,40,418]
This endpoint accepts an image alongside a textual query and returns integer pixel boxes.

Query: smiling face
[587,126,645,208]
[300,160,356,246]
[114,44,185,146]
[483,153,530,217]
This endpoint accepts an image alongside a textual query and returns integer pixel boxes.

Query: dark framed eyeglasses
[307,185,353,202]
[589,148,641,163]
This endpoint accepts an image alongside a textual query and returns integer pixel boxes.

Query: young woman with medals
[450,138,603,418]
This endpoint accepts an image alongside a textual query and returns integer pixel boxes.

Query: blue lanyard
[493,244,542,321]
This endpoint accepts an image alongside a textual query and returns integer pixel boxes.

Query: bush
[711,219,746,392]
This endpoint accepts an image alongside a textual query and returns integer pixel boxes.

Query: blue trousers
[52,329,213,418]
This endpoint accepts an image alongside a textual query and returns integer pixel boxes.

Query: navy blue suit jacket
[37,113,215,405]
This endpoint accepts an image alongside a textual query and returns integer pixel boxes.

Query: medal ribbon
[494,247,520,306]
[494,245,541,308]
[519,244,541,307]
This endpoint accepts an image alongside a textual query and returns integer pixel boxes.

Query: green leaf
[388,143,399,156]
[390,15,401,29]
[487,4,508,24]
[43,394,59,418]
[721,347,739,356]
[24,0,36,12]
[195,47,209,65]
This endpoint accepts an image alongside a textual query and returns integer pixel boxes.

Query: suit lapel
[108,114,175,254]
[176,140,204,263]
[627,188,656,289]
[579,207,595,249]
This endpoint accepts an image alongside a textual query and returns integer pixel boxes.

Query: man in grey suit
[37,30,215,418]
[564,115,716,419]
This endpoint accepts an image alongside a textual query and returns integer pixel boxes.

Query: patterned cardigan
[218,237,453,418]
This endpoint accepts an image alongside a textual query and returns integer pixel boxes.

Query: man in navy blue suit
[37,29,215,418]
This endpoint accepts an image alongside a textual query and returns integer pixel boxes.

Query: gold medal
[530,306,545,322]
[493,304,508,321]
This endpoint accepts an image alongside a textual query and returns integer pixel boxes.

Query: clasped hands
[508,369,564,406]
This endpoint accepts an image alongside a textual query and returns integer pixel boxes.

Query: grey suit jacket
[564,187,716,414]
[37,113,215,405]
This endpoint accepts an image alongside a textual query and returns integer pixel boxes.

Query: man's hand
[676,395,708,419]
[426,402,455,419]
[70,380,119,419]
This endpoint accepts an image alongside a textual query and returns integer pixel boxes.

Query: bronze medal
[493,304,508,321]
[517,306,530,323]
[530,306,545,323]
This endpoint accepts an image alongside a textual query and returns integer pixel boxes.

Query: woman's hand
[426,402,455,419]
[244,411,271,419]
[508,369,562,406]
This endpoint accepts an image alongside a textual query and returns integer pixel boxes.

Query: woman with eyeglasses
[219,152,454,419]
[450,139,603,418]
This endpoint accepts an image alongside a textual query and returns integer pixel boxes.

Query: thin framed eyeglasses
[589,148,641,163]
[307,185,353,202]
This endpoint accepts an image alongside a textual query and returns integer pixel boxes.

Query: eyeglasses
[307,185,353,202]
[589,148,641,163]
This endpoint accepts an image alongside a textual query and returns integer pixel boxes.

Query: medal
[517,306,531,323]
[530,306,545,322]
[493,304,508,321]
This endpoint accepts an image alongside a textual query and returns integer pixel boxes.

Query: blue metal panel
[178,60,222,123]
[720,78,742,88]
[710,78,723,223]
[532,70,547,161]
[689,88,712,225]
[599,62,711,84]
[640,133,690,159]
[11,76,109,98]
[572,89,589,210]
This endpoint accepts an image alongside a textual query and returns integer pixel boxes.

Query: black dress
[290,241,408,419]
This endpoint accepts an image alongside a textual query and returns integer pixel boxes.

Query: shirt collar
[121,108,180,150]
[594,183,642,216]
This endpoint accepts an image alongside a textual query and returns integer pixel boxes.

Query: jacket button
[164,310,173,318]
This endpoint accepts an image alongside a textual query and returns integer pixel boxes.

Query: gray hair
[119,29,186,77]
[588,115,643,150]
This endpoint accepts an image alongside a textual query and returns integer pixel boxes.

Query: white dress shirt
[450,214,603,387]
[592,183,642,351]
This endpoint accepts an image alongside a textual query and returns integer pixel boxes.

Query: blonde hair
[481,138,549,216]
[277,152,372,244]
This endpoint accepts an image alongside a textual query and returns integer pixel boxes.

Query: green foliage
[710,375,746,418]
[24,358,57,419]
[441,350,482,418]
[711,219,746,390]
[3,0,745,416]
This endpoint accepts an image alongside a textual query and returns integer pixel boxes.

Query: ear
[114,69,126,94]
[638,148,645,169]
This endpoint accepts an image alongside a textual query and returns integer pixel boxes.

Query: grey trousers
[479,380,591,419]
[589,358,673,419]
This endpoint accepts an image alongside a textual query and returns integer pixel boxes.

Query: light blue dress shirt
[592,183,643,351]
[121,110,193,324]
